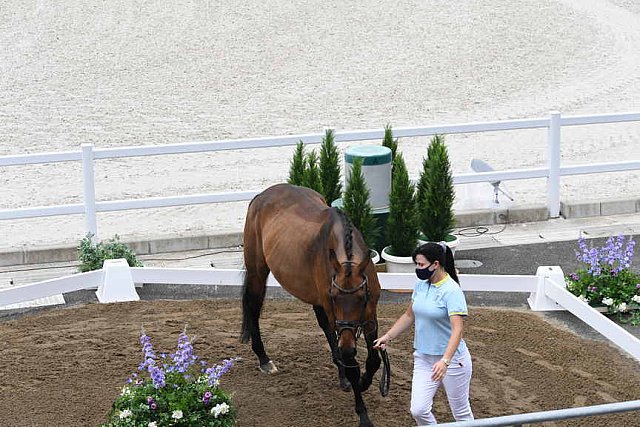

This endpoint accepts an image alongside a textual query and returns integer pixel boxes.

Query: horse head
[327,210,380,364]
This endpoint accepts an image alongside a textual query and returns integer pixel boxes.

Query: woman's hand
[431,360,448,381]
[373,333,390,350]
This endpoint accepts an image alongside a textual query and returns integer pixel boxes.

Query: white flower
[617,302,628,312]
[211,402,230,418]
[118,409,132,419]
[632,295,640,304]
[148,422,158,427]
[578,295,589,303]
[172,409,183,420]
[602,297,614,306]
[120,386,131,396]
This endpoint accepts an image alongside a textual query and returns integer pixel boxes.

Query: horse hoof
[340,377,352,392]
[259,360,278,374]
[359,416,374,427]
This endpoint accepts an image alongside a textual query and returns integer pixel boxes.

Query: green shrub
[319,129,342,205]
[287,141,306,185]
[416,135,456,242]
[385,153,418,256]
[302,150,323,194]
[382,123,398,170]
[342,158,379,249]
[77,233,143,272]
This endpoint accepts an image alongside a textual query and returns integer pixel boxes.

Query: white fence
[2,261,639,425]
[2,261,639,363]
[1,111,640,240]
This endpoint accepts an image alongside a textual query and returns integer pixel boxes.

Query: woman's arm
[431,314,464,381]
[373,304,415,349]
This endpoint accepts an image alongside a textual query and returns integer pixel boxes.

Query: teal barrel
[344,145,392,210]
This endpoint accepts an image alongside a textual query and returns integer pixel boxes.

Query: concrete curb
[1,199,638,267]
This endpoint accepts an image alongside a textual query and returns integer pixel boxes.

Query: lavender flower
[169,332,198,375]
[205,358,236,387]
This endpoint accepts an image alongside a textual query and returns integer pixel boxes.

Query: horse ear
[329,249,341,271]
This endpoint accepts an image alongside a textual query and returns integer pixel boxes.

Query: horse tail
[240,269,252,343]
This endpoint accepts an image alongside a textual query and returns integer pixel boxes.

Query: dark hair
[412,242,459,284]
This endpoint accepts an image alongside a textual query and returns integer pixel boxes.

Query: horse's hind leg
[241,245,277,373]
[313,305,351,391]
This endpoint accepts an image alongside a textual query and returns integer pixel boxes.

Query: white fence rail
[1,111,640,239]
[1,262,638,361]
[1,262,639,425]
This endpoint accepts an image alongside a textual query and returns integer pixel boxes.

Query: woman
[374,242,473,425]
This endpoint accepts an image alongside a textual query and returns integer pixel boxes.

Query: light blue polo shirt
[411,274,469,356]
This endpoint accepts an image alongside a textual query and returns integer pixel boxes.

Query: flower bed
[566,235,640,326]
[101,328,236,426]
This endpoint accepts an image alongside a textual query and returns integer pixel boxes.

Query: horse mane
[333,208,354,277]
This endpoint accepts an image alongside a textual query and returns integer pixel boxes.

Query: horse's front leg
[343,352,374,427]
[358,326,381,393]
[312,305,351,391]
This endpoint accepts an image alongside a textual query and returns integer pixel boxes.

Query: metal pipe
[436,399,640,426]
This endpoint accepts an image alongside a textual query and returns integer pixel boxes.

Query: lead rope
[379,348,390,397]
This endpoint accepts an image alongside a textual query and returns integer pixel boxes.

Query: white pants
[410,349,474,425]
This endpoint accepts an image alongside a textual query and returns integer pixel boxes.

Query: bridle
[329,262,386,376]
[328,263,376,341]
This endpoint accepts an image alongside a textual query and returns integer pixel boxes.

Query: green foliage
[416,135,456,242]
[565,235,640,321]
[319,129,342,205]
[342,158,379,249]
[382,123,398,168]
[101,329,236,427]
[287,141,306,185]
[77,233,143,272]
[385,154,418,257]
[302,149,323,194]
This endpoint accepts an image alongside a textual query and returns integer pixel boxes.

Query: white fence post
[528,265,565,311]
[81,143,98,241]
[95,259,139,303]
[547,111,561,218]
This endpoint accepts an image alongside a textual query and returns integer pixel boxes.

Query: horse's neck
[329,225,366,265]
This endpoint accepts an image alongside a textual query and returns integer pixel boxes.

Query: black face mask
[415,266,434,281]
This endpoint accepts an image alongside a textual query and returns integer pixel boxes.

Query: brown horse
[241,183,384,427]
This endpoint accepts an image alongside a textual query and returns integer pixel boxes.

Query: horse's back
[243,184,331,304]
[245,184,329,236]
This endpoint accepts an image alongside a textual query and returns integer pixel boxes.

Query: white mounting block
[95,258,140,303]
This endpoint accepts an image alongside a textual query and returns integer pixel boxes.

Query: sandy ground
[0,299,639,426]
[1,0,640,250]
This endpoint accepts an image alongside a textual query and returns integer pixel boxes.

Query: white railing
[2,261,639,362]
[1,111,640,240]
[1,262,639,425]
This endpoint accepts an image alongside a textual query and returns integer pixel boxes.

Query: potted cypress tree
[302,150,323,195]
[382,124,398,166]
[287,141,306,185]
[342,158,380,262]
[319,129,342,206]
[381,153,419,272]
[415,134,459,253]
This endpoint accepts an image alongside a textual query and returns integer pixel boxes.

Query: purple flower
[570,273,579,281]
[169,332,198,376]
[205,358,236,387]
[150,402,157,410]
[636,284,640,289]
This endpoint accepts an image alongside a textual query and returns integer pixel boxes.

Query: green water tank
[344,145,392,210]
